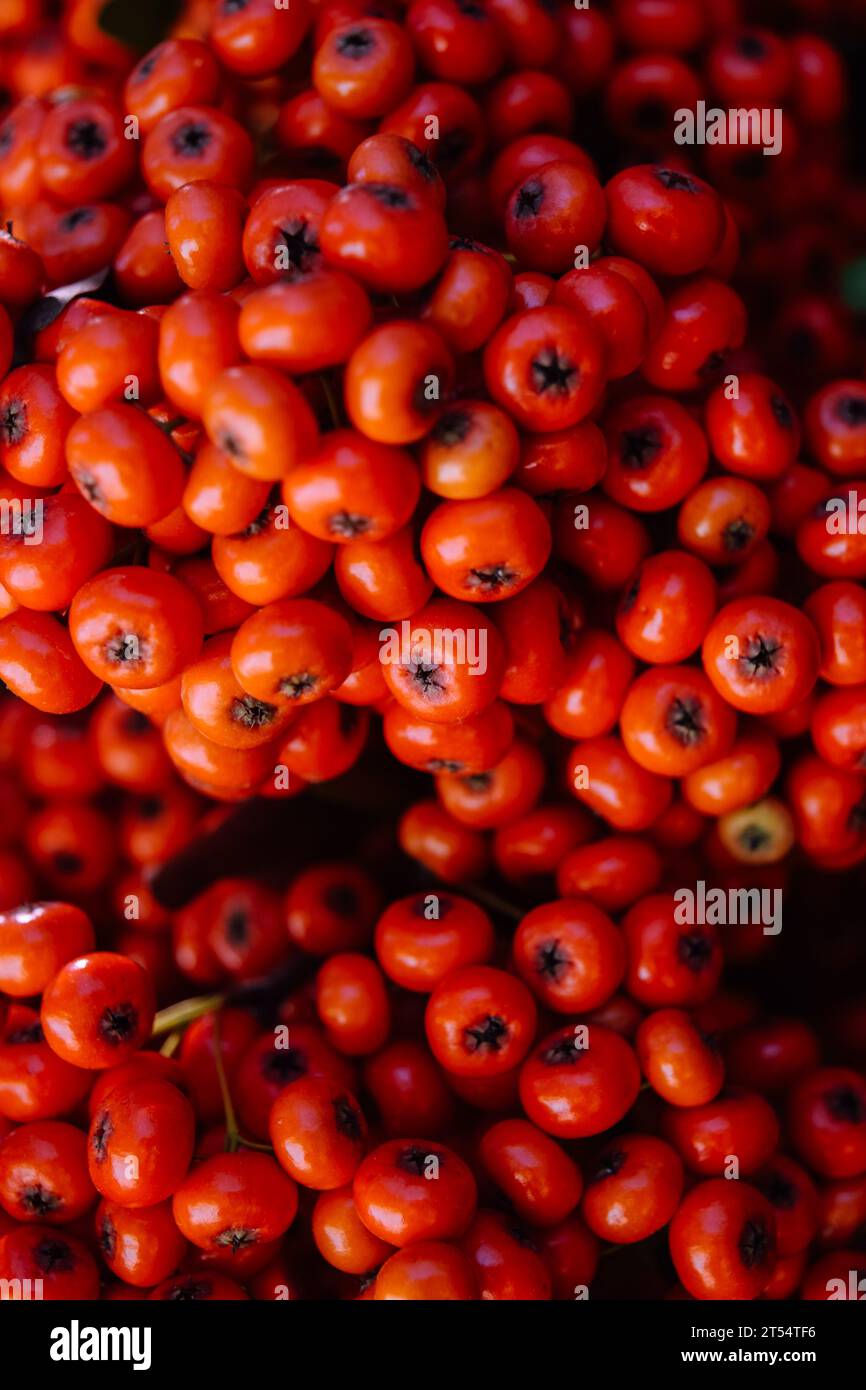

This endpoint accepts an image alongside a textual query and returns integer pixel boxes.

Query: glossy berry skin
[37,96,136,205]
[804,583,866,687]
[172,1151,298,1251]
[505,161,606,275]
[1,365,76,489]
[421,489,551,603]
[407,0,504,86]
[551,263,648,379]
[282,429,420,544]
[753,1156,818,1259]
[363,1040,456,1141]
[623,894,722,1009]
[620,664,736,779]
[284,861,381,956]
[383,700,513,777]
[353,1138,477,1246]
[581,1134,683,1245]
[0,1224,100,1300]
[180,634,294,754]
[374,1241,478,1300]
[603,395,708,512]
[270,1078,367,1190]
[642,278,747,394]
[425,966,537,1078]
[312,1184,393,1275]
[605,165,724,277]
[555,494,650,592]
[347,133,445,208]
[567,735,673,833]
[461,1208,551,1300]
[788,1067,866,1179]
[240,272,372,374]
[516,418,606,496]
[165,180,246,291]
[96,1197,187,1288]
[211,0,310,76]
[804,380,866,477]
[316,952,391,1055]
[496,579,571,703]
[0,1120,95,1225]
[66,404,187,527]
[670,1179,777,1300]
[0,610,102,714]
[478,1118,583,1227]
[484,307,606,433]
[513,899,625,1014]
[321,182,448,292]
[705,373,799,482]
[41,953,155,1070]
[233,1025,353,1141]
[702,598,820,715]
[556,835,661,913]
[678,476,771,568]
[662,1089,780,1177]
[422,400,519,500]
[380,598,504,725]
[142,105,254,202]
[682,733,780,817]
[344,319,454,446]
[314,18,414,119]
[88,1077,195,1207]
[435,739,544,832]
[544,630,635,741]
[57,309,157,409]
[796,481,866,581]
[423,240,512,355]
[0,494,113,616]
[68,567,204,694]
[203,364,319,482]
[518,1024,641,1139]
[124,39,222,134]
[501,807,590,886]
[617,550,717,665]
[0,902,94,998]
[374,892,494,992]
[636,1008,724,1108]
[230,598,353,712]
[0,1012,92,1123]
[158,290,242,420]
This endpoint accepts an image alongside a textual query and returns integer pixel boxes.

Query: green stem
[151,992,226,1037]
[211,1012,241,1155]
[159,1029,182,1058]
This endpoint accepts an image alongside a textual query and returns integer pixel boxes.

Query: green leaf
[98,0,183,52]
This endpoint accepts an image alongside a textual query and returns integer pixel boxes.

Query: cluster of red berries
[0,0,864,1304]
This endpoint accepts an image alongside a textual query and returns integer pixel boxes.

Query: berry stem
[460,882,523,921]
[211,1011,241,1155]
[159,1029,183,1058]
[151,991,226,1036]
[317,374,342,430]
